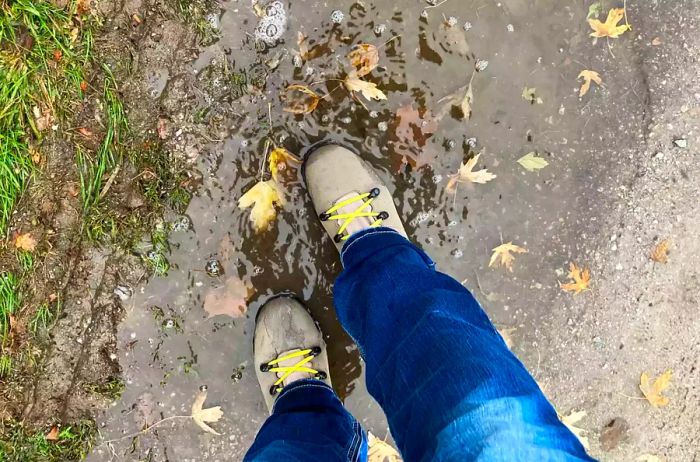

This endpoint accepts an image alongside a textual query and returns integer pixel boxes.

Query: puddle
[89,1,645,459]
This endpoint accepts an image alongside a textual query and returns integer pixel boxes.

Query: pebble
[506,23,515,32]
[377,121,388,132]
[330,10,344,24]
[673,138,688,148]
[446,16,458,27]
[475,59,489,72]
[205,259,223,277]
[374,24,387,36]
[114,285,133,301]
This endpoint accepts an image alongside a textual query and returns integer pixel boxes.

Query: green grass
[0,0,93,236]
[0,420,96,462]
[28,302,53,335]
[0,272,20,345]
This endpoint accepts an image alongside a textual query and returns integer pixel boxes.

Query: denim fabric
[245,228,595,462]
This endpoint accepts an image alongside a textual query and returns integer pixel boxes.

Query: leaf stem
[99,415,191,446]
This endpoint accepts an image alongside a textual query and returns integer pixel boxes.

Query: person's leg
[244,296,367,462]
[304,144,595,461]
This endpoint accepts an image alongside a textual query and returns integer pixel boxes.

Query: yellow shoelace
[265,349,319,394]
[322,191,384,241]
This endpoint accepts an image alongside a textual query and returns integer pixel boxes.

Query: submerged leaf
[560,262,591,294]
[489,242,528,272]
[348,44,380,77]
[269,147,301,181]
[191,388,224,435]
[282,84,321,114]
[203,277,253,318]
[344,77,387,101]
[588,8,630,38]
[578,70,602,97]
[640,370,672,408]
[238,180,285,232]
[517,152,549,172]
[446,153,496,190]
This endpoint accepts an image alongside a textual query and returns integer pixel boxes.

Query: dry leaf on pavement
[561,410,590,450]
[497,327,516,349]
[560,262,591,294]
[203,276,254,318]
[269,147,301,182]
[348,44,379,77]
[517,152,549,172]
[522,87,543,105]
[489,242,528,272]
[650,239,670,263]
[32,106,54,132]
[368,432,402,462]
[344,77,387,101]
[282,84,321,114]
[238,180,285,232]
[588,8,630,38]
[14,232,37,251]
[640,370,672,408]
[45,426,59,441]
[446,153,497,190]
[191,388,223,435]
[578,70,602,97]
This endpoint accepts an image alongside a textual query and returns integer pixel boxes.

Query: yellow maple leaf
[489,242,528,272]
[639,370,672,408]
[561,410,590,450]
[190,388,224,435]
[269,147,301,182]
[368,432,402,462]
[238,180,285,232]
[282,84,321,114]
[446,153,497,190]
[588,8,630,38]
[560,262,591,294]
[14,232,37,252]
[344,77,387,101]
[577,70,602,97]
[348,44,379,78]
[650,239,670,263]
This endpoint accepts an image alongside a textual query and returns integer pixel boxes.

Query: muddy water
[90,1,642,460]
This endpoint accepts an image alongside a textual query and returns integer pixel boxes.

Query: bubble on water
[451,249,464,258]
[171,215,192,232]
[448,220,458,227]
[266,1,283,17]
[206,13,220,30]
[374,24,387,36]
[369,110,379,118]
[254,2,287,46]
[420,10,429,19]
[164,319,175,329]
[340,116,352,124]
[304,66,314,76]
[446,139,456,150]
[463,21,473,31]
[432,174,443,183]
[446,16,458,27]
[321,114,330,124]
[297,121,306,130]
[506,23,515,32]
[253,266,264,275]
[205,259,223,277]
[330,10,344,24]
[293,54,302,68]
[377,121,388,132]
[475,59,489,72]
[410,211,431,227]
[466,137,477,148]
[241,139,249,147]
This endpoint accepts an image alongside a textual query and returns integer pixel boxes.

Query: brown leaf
[14,232,37,252]
[46,426,59,441]
[30,149,42,164]
[203,276,254,318]
[392,105,438,168]
[33,106,54,132]
[344,77,387,101]
[77,0,92,13]
[348,44,379,77]
[282,84,321,114]
[560,262,591,294]
[80,81,88,92]
[77,127,94,139]
[53,50,62,62]
[650,239,670,263]
[640,370,672,408]
[269,147,301,182]
[447,153,497,190]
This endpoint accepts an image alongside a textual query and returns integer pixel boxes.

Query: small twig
[623,0,630,28]
[616,391,646,400]
[267,102,273,134]
[99,163,121,200]
[379,35,401,49]
[259,138,271,182]
[99,415,191,446]
[606,37,616,59]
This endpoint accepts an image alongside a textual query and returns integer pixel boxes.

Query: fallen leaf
[368,432,402,462]
[30,149,42,164]
[203,276,253,318]
[53,50,62,62]
[522,87,543,105]
[14,232,37,252]
[458,80,474,120]
[497,327,516,349]
[446,153,497,190]
[651,37,662,46]
[45,426,59,441]
[588,8,630,38]
[517,152,549,172]
[637,455,665,462]
[344,77,387,101]
[640,370,672,408]
[561,410,590,450]
[77,0,92,13]
[269,147,301,182]
[587,2,602,19]
[80,81,88,92]
[348,43,380,78]
[392,105,438,168]
[560,262,591,294]
[282,84,321,114]
[238,180,285,232]
[297,31,309,60]
[32,106,54,132]
[191,388,223,435]
[650,239,670,263]
[578,70,602,97]
[77,127,94,138]
[489,242,528,272]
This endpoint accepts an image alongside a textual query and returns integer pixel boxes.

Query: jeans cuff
[272,378,335,414]
[340,227,434,269]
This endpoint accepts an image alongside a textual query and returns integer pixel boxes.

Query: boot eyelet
[377,211,389,220]
[333,233,343,243]
[269,385,279,396]
[260,363,271,372]
[319,212,330,221]
[315,371,328,380]
[369,188,381,198]
[311,346,322,355]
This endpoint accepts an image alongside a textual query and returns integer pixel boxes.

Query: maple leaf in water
[238,180,285,232]
[392,105,438,168]
[488,242,527,272]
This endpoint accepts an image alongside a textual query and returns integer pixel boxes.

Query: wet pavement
[89,0,648,460]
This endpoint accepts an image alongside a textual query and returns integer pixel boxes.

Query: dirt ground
[3,0,698,461]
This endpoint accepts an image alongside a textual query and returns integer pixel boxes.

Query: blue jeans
[244,228,595,461]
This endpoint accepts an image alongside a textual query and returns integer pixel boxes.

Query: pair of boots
[254,143,406,412]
